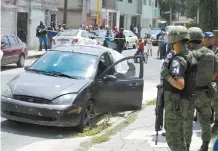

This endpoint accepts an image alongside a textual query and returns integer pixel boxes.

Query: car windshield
[123,31,128,36]
[29,51,98,79]
[149,30,161,35]
[58,30,78,36]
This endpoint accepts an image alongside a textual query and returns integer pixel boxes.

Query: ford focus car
[1,45,144,131]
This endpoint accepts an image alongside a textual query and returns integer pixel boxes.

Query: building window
[149,0,151,6]
[128,0,132,3]
[102,0,106,8]
[143,0,146,5]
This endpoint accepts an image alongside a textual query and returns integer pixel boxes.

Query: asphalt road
[1,47,161,151]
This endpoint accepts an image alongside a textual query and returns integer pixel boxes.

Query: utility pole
[96,0,100,26]
[63,0,68,26]
[170,6,172,25]
[81,0,87,29]
[197,7,199,24]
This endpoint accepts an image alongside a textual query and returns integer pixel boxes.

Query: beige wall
[57,10,82,29]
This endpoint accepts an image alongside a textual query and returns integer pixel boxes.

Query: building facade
[1,0,58,49]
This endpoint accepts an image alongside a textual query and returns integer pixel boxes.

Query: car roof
[52,44,109,57]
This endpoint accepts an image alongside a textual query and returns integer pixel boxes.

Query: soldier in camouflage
[211,30,218,133]
[184,27,218,151]
[161,26,198,151]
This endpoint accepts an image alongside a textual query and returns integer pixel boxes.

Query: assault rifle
[155,83,164,145]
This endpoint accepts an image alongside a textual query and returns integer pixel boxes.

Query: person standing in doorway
[36,21,48,51]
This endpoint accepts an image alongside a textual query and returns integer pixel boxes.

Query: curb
[27,54,43,59]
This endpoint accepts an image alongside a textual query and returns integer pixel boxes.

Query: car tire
[133,44,136,49]
[77,101,96,132]
[17,54,25,68]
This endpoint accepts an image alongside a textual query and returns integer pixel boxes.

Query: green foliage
[186,21,200,28]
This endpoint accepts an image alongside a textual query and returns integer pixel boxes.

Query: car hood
[9,72,91,100]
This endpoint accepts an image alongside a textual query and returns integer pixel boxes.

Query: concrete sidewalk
[27,49,46,59]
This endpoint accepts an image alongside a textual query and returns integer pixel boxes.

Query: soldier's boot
[212,120,218,133]
[193,115,197,122]
[186,144,190,151]
[162,132,166,136]
[198,141,209,151]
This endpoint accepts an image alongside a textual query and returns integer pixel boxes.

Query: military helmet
[188,27,204,41]
[167,26,190,44]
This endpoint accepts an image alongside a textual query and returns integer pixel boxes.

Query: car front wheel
[17,55,25,67]
[77,101,96,132]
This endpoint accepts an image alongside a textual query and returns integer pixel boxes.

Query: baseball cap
[204,32,214,38]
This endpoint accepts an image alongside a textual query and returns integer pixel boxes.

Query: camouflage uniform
[184,27,218,151]
[212,30,218,133]
[161,26,197,151]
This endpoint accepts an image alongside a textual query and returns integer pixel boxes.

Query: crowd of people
[159,26,218,151]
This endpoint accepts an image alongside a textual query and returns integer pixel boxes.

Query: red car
[1,34,28,67]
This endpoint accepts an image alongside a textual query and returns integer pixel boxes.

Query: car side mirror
[103,75,117,82]
[24,66,30,70]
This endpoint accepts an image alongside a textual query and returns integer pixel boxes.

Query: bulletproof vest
[163,53,198,97]
[195,53,215,87]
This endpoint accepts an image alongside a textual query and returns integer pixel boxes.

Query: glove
[161,67,171,81]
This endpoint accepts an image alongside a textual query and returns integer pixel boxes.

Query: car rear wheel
[133,44,136,49]
[17,55,25,67]
[77,101,96,132]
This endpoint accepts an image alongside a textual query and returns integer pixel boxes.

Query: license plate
[61,41,66,44]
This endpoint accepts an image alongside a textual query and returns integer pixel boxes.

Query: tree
[199,0,217,31]
[184,0,199,19]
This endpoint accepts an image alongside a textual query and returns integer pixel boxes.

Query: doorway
[17,12,28,43]
[120,15,124,28]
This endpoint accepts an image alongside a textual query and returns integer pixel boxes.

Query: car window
[124,31,129,37]
[130,31,135,36]
[30,51,98,79]
[17,37,23,44]
[81,31,88,38]
[13,36,19,44]
[58,30,78,36]
[104,58,140,79]
[1,36,10,48]
[8,35,17,46]
[97,53,111,77]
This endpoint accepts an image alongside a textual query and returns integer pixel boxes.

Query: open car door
[94,55,144,113]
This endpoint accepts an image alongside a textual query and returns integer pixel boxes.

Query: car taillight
[52,39,56,45]
[72,39,79,43]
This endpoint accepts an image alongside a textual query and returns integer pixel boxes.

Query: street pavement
[1,47,211,151]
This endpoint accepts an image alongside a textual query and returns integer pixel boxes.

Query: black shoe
[198,141,209,151]
[162,132,166,136]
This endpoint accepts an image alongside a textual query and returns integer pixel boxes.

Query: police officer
[161,26,198,151]
[203,32,214,50]
[184,27,218,151]
[211,30,218,133]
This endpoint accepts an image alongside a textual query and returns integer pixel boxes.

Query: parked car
[88,32,98,45]
[123,30,138,50]
[90,30,117,50]
[1,45,144,131]
[147,28,162,46]
[52,30,94,48]
[1,34,28,67]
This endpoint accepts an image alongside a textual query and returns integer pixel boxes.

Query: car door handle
[129,83,139,87]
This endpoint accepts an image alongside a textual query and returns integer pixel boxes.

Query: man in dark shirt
[115,28,126,54]
[36,21,48,51]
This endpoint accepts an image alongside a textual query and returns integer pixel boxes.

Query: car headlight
[51,94,77,105]
[2,84,13,98]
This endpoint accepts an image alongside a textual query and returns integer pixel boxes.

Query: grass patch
[77,110,141,151]
[146,99,156,105]
[77,115,112,137]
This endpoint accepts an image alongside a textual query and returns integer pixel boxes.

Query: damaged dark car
[1,45,144,131]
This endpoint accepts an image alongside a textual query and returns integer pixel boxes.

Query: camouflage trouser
[212,87,218,120]
[164,91,189,151]
[184,91,212,144]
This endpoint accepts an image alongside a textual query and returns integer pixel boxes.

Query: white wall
[117,0,138,14]
[1,5,17,35]
[29,9,45,49]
